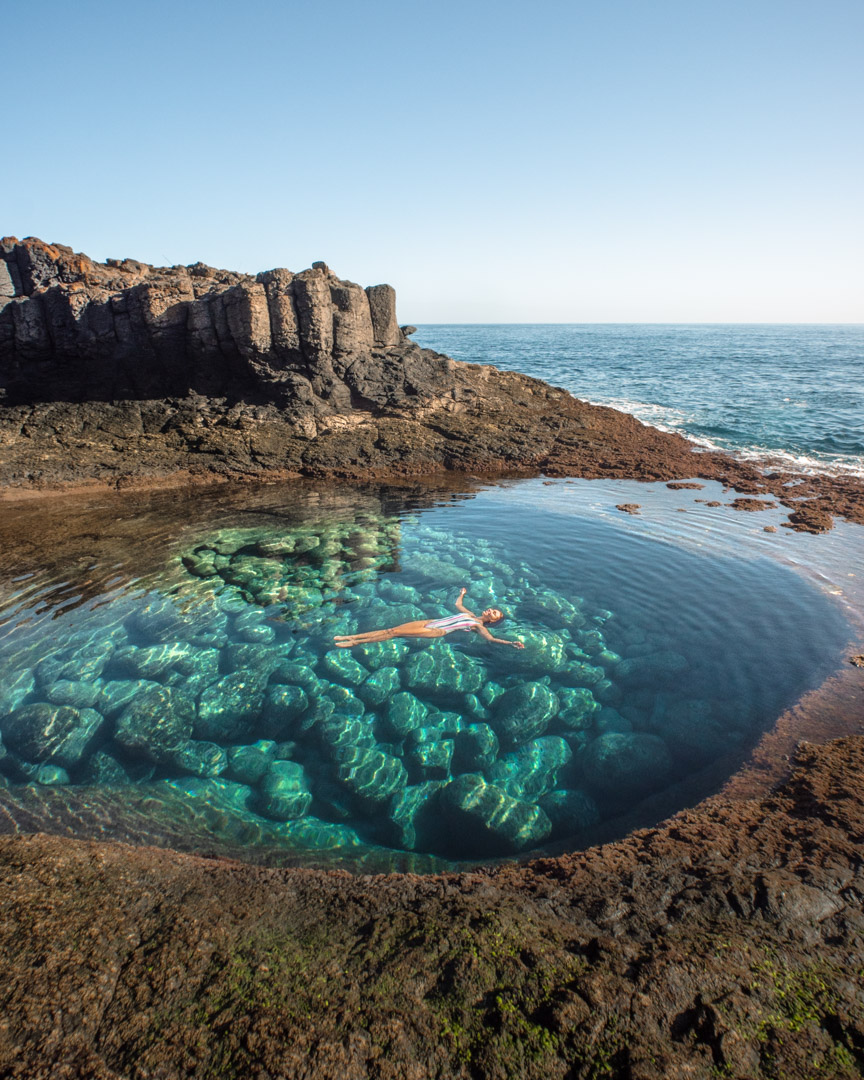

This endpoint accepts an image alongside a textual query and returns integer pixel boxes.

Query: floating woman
[334,587,525,649]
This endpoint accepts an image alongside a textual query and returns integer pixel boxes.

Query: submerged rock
[195,672,267,742]
[453,723,499,772]
[486,736,572,800]
[582,732,674,800]
[2,703,105,768]
[440,773,552,855]
[403,645,484,700]
[333,746,407,804]
[383,692,428,739]
[170,739,228,778]
[358,666,401,707]
[540,788,601,836]
[257,760,313,821]
[227,740,278,784]
[493,682,559,746]
[115,687,193,764]
[386,781,446,850]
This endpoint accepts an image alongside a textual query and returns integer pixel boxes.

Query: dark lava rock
[1,703,105,768]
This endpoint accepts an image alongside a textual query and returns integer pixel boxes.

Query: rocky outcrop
[2,236,864,535]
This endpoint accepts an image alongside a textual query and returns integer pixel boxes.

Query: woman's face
[482,608,504,624]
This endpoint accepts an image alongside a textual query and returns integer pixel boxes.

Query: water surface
[0,479,855,871]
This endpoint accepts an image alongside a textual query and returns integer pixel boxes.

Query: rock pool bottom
[0,478,854,869]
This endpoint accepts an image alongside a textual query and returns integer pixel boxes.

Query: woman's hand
[511,640,525,649]
[458,587,468,598]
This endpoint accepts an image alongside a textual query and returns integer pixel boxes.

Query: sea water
[0,479,854,871]
[413,324,864,477]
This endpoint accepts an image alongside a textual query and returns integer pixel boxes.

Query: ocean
[412,324,864,478]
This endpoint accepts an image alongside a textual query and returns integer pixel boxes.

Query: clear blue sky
[3,0,862,322]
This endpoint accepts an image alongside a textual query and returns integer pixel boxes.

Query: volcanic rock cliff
[0,236,734,490]
[2,236,864,535]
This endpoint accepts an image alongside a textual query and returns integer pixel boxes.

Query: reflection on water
[0,478,854,871]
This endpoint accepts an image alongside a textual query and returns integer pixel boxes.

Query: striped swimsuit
[424,613,482,634]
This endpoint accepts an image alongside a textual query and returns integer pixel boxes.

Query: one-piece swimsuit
[424,613,482,634]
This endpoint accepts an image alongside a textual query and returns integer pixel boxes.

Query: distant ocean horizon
[412,324,864,479]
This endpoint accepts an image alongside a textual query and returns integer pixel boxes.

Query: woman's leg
[334,621,445,647]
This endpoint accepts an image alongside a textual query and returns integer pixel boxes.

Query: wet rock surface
[0,736,862,1078]
[2,237,863,532]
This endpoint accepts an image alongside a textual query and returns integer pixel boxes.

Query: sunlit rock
[440,773,552,855]
[493,681,559,746]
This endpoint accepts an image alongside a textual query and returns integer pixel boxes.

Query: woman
[334,587,524,649]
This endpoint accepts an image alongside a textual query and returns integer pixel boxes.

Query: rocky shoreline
[2,236,863,532]
[1,736,862,1078]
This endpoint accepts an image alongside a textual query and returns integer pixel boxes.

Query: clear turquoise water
[413,324,864,476]
[0,480,853,869]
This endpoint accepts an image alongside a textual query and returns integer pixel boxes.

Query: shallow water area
[0,477,859,872]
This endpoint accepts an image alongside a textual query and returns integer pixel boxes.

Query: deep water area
[0,478,855,871]
[414,324,864,476]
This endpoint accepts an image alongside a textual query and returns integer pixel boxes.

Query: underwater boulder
[486,736,572,801]
[170,739,228,778]
[582,732,674,799]
[127,597,227,647]
[268,661,321,691]
[195,672,267,742]
[386,781,446,850]
[383,692,429,739]
[36,643,110,686]
[563,661,605,688]
[358,666,401,707]
[453,723,499,772]
[227,740,278,784]
[2,703,106,768]
[262,684,309,737]
[593,678,623,706]
[111,642,195,680]
[318,714,377,757]
[647,697,728,768]
[35,764,70,785]
[352,639,410,671]
[440,773,552,855]
[553,687,600,731]
[116,686,194,763]
[615,651,689,687]
[98,679,161,719]
[324,684,366,717]
[232,610,276,645]
[407,737,454,780]
[493,682,559,746]
[594,707,633,734]
[80,749,132,785]
[333,745,408,804]
[0,667,34,716]
[504,630,568,674]
[403,645,484,701]
[221,643,285,679]
[257,760,313,821]
[318,650,369,688]
[540,788,601,837]
[44,679,101,710]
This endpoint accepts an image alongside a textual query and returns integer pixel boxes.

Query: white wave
[583,396,864,479]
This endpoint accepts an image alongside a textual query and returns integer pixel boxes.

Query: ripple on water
[0,480,854,870]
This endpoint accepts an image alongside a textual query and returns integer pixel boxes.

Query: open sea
[413,324,864,477]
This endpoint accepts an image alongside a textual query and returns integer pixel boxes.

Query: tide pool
[0,478,855,869]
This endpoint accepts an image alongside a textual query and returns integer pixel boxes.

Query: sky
[2,0,862,322]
